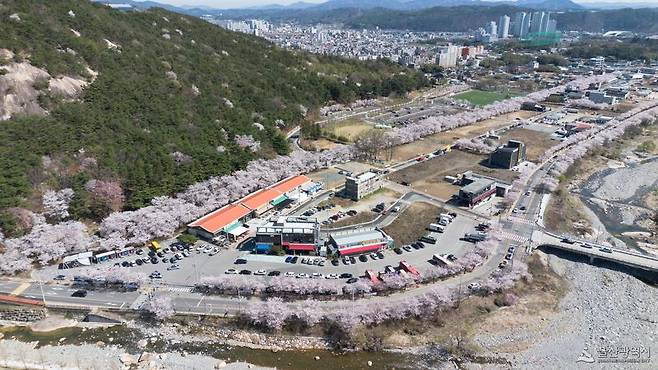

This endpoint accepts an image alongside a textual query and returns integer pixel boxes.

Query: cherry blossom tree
[234,134,261,152]
[42,188,75,220]
[454,137,498,154]
[85,179,125,211]
[144,295,175,320]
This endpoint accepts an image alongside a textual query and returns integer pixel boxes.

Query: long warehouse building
[187,175,315,241]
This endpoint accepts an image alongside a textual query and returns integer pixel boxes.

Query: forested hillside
[0,0,426,235]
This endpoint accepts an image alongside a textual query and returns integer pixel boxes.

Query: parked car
[331,259,340,266]
[358,255,368,263]
[325,273,339,279]
[254,269,267,276]
[370,253,378,260]
[346,278,358,284]
[376,252,385,259]
[290,256,298,264]
[349,256,357,264]
[234,259,247,265]
[53,275,66,281]
[599,247,613,253]
[225,269,238,274]
[342,257,350,265]
[267,271,281,277]
[447,254,457,261]
[419,236,436,244]
[285,271,296,277]
[71,290,87,297]
[339,273,353,279]
[403,245,412,252]
[239,270,252,275]
[505,253,513,260]
[394,248,403,255]
[167,264,180,271]
[285,256,293,263]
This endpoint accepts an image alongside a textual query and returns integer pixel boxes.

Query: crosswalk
[498,230,529,243]
[508,215,535,225]
[166,287,193,293]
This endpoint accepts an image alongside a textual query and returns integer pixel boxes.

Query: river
[0,324,444,370]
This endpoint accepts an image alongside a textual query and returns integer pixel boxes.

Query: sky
[144,0,657,9]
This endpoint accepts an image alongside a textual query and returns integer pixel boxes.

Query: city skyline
[132,0,656,9]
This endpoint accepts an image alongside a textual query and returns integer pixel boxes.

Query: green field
[455,90,517,106]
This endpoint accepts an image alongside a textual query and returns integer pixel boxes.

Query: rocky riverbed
[580,157,658,252]
[473,251,657,369]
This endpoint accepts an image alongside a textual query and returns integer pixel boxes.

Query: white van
[439,213,454,222]
[427,223,445,233]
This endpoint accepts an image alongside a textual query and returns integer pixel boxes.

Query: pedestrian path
[10,282,31,296]
[508,215,534,225]
[498,230,529,243]
[167,287,193,293]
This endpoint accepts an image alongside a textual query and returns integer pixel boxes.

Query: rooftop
[461,178,495,195]
[270,175,311,194]
[188,204,251,234]
[330,229,388,246]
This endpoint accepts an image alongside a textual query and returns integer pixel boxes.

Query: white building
[498,15,510,39]
[436,45,460,68]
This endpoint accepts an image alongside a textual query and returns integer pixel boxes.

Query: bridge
[532,230,658,274]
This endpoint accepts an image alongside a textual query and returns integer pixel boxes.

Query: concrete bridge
[532,230,658,276]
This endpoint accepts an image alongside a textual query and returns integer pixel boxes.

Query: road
[5,83,654,315]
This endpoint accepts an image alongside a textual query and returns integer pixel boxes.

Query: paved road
[7,85,653,315]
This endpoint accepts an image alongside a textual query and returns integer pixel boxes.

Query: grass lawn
[455,90,517,107]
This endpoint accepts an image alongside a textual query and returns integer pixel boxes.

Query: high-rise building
[520,13,531,38]
[488,21,498,42]
[540,12,551,33]
[498,15,510,39]
[436,45,460,68]
[512,12,526,37]
[547,19,557,33]
[529,12,544,34]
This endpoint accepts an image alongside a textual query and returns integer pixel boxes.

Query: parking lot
[39,204,484,289]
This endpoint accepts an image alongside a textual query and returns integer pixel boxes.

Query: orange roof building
[188,175,313,237]
[240,188,281,211]
[188,204,251,235]
[271,175,311,194]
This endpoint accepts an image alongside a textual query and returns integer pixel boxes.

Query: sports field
[455,90,516,107]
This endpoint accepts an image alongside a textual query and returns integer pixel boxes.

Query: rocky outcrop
[0,51,92,121]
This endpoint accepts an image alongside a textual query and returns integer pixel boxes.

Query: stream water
[0,325,434,370]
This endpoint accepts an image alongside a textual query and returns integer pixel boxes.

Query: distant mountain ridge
[96,0,586,13]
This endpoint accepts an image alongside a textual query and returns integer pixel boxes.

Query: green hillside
[0,0,426,229]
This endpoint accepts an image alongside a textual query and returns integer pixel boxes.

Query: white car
[325,273,339,279]
[225,268,238,274]
[203,247,213,253]
[296,273,308,279]
[311,272,323,279]
[285,271,296,277]
[254,270,267,276]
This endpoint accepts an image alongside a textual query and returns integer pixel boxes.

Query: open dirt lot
[383,202,443,247]
[299,138,338,151]
[499,126,556,162]
[323,119,378,142]
[389,111,539,162]
[389,150,519,199]
[307,168,344,189]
